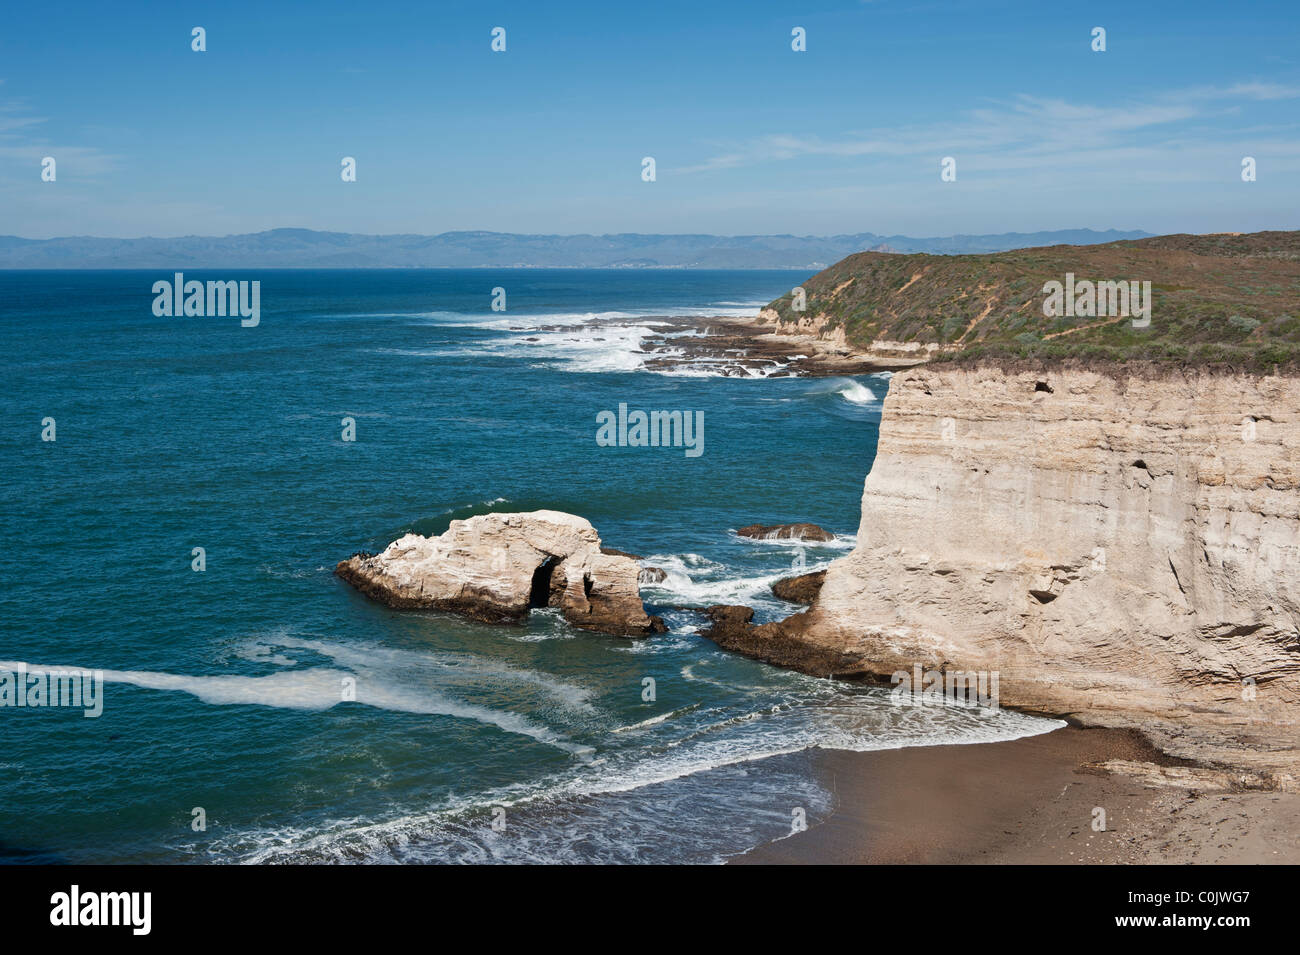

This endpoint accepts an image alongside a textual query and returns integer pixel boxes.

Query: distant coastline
[0,227,1151,270]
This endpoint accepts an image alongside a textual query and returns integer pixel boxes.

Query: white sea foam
[642,566,785,606]
[352,306,888,381]
[0,659,351,709]
[266,636,598,714]
[1,644,594,755]
[612,703,702,733]
[202,680,1064,864]
[836,380,877,405]
[651,359,791,379]
[379,304,763,331]
[636,552,841,609]
[441,323,657,374]
[436,496,509,515]
[365,304,782,377]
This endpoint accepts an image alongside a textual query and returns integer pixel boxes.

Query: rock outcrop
[599,547,641,560]
[771,570,827,604]
[722,365,1300,787]
[336,510,665,637]
[736,522,835,543]
[756,307,950,368]
[596,546,666,585]
[699,605,865,675]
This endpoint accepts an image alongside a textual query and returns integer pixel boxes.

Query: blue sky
[2,0,1298,238]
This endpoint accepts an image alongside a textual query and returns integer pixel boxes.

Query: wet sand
[736,726,1300,864]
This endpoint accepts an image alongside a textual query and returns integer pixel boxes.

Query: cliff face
[787,365,1300,785]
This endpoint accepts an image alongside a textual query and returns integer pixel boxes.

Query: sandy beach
[736,726,1300,864]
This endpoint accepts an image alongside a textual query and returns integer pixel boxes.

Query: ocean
[0,269,1059,863]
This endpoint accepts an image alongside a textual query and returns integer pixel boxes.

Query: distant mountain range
[0,228,1153,269]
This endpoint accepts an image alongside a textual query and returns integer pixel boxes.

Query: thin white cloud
[675,82,1300,175]
[1193,82,1300,101]
[0,95,118,178]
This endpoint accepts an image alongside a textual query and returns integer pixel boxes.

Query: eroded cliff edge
[743,364,1300,788]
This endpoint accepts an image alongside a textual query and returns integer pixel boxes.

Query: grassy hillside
[763,231,1300,368]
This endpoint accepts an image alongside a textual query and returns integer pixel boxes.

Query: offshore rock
[736,522,835,543]
[336,510,665,637]
[697,605,870,677]
[771,570,827,604]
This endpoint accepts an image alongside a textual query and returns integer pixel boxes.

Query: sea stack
[736,522,835,542]
[336,510,665,637]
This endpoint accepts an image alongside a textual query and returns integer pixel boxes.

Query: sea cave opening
[528,557,561,609]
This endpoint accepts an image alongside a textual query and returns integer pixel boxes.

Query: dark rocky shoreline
[521,313,905,377]
[637,316,896,377]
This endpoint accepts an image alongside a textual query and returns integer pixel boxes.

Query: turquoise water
[0,270,1056,863]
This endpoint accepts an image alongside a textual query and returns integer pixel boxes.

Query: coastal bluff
[336,510,664,637]
[739,365,1300,787]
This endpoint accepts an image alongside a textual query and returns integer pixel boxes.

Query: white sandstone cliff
[792,365,1300,786]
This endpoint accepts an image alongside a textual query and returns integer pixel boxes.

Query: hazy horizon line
[0,226,1155,243]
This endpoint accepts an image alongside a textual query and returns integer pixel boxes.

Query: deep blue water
[0,270,1055,863]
